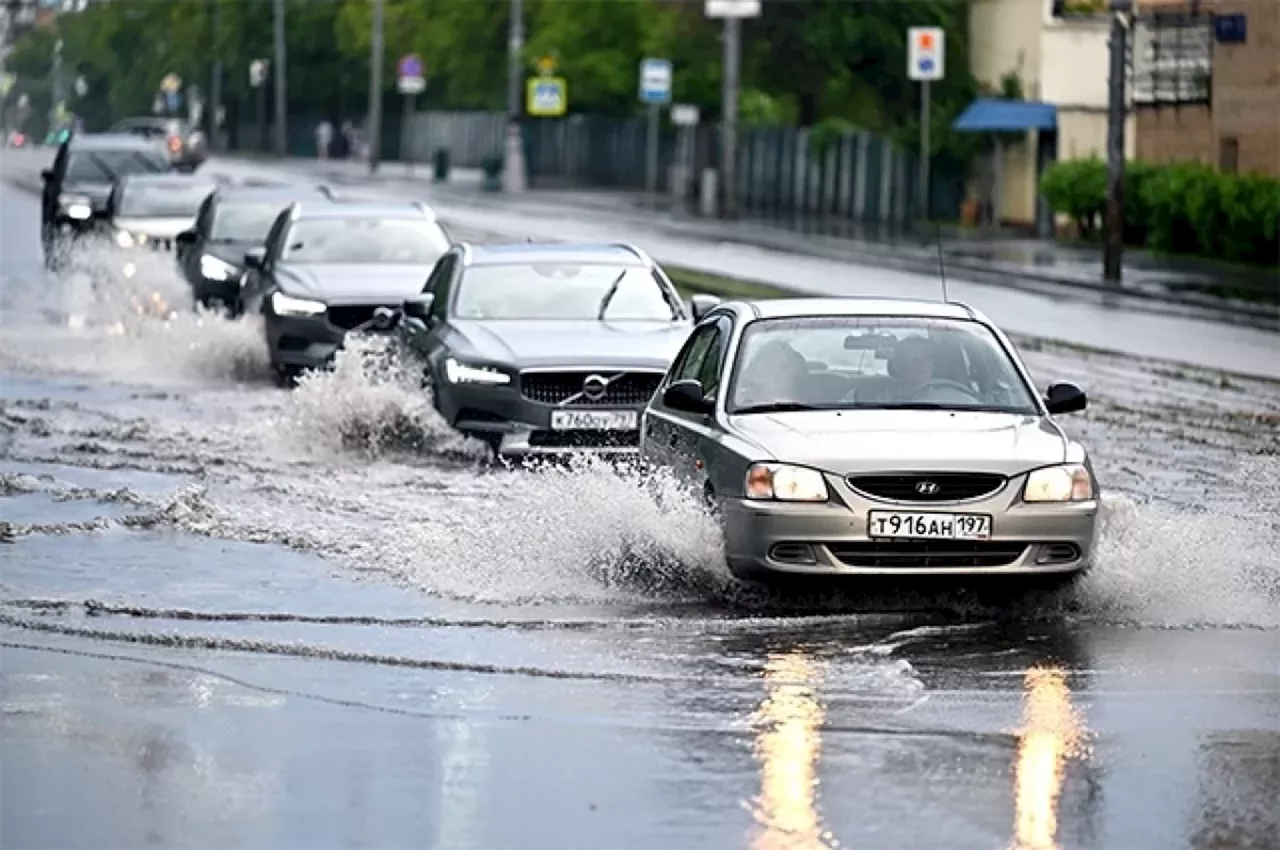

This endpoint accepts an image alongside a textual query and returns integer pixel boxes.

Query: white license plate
[867,511,991,540]
[550,409,638,431]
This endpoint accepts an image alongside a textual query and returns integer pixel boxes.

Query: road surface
[1,178,1278,850]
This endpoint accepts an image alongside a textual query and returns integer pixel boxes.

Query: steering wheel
[914,379,983,400]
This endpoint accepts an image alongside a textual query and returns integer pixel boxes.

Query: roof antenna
[935,222,949,302]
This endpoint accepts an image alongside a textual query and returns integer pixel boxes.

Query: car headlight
[270,291,326,317]
[59,194,92,220]
[744,462,829,502]
[1022,464,1094,502]
[443,357,510,386]
[200,254,238,281]
[115,230,134,248]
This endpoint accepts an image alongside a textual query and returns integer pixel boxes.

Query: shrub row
[1040,157,1280,266]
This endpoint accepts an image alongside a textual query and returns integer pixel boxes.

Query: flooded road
[2,179,1278,850]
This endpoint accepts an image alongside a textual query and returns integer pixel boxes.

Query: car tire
[271,363,302,389]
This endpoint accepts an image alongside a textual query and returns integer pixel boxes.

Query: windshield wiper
[866,402,1029,413]
[596,270,628,320]
[733,401,826,415]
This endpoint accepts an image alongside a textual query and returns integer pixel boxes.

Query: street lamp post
[502,0,527,194]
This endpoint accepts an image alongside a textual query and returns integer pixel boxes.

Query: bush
[1040,158,1280,265]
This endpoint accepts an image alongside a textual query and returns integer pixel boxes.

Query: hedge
[1040,157,1280,266]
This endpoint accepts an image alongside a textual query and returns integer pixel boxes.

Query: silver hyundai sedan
[639,297,1100,586]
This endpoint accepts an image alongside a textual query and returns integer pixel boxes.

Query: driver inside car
[879,335,940,400]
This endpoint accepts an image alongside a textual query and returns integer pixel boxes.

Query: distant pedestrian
[315,119,333,159]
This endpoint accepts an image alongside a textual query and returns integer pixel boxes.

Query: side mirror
[403,293,435,321]
[176,230,197,246]
[40,168,54,182]
[243,246,267,270]
[690,293,721,321]
[662,379,713,415]
[1045,381,1087,415]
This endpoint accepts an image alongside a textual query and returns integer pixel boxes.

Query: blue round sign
[398,54,423,79]
[918,58,935,73]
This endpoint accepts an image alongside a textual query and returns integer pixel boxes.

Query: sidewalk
[257,155,1278,328]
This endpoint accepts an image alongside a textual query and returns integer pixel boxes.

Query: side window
[263,214,290,261]
[696,317,732,398]
[429,257,458,319]
[194,198,213,235]
[423,253,454,295]
[669,322,723,389]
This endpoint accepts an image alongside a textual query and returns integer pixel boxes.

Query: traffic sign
[535,55,557,77]
[526,76,567,117]
[671,104,700,126]
[398,54,423,79]
[638,58,672,104]
[249,59,269,88]
[908,27,945,81]
[398,77,425,95]
[704,0,761,17]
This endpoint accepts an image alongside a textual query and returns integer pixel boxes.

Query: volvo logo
[915,480,941,496]
[582,374,610,401]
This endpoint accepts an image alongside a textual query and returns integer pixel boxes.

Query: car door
[401,252,458,377]
[42,141,70,230]
[180,196,213,280]
[642,316,729,478]
[239,213,289,314]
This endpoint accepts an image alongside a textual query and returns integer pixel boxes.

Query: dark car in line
[40,133,172,269]
[237,199,452,385]
[99,173,217,278]
[108,116,207,172]
[390,241,720,459]
[175,183,335,312]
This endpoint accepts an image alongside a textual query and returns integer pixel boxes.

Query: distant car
[237,199,453,385]
[638,297,1099,587]
[175,183,335,312]
[39,132,173,269]
[108,116,207,172]
[391,241,719,458]
[98,173,216,277]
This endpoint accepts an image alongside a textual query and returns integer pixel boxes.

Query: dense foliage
[4,0,980,160]
[1041,157,1280,266]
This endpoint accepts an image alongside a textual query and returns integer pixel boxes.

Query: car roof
[67,132,165,152]
[292,200,436,221]
[462,242,647,267]
[117,173,214,189]
[737,297,983,322]
[113,116,187,127]
[213,184,331,203]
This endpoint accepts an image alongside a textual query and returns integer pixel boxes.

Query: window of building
[1219,137,1239,174]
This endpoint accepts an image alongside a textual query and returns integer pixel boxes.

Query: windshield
[453,263,679,321]
[66,149,169,183]
[210,201,291,242]
[727,316,1040,415]
[117,183,213,218]
[280,217,450,264]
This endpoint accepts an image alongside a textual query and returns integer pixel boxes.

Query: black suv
[175,183,334,312]
[40,132,172,269]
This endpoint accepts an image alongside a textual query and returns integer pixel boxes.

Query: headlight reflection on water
[748,652,838,850]
[1010,666,1090,850]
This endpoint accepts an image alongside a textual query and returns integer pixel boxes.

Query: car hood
[114,216,194,238]
[728,410,1068,476]
[61,181,112,210]
[451,319,692,370]
[276,264,432,304]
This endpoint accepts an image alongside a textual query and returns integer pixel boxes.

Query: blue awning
[952,98,1058,133]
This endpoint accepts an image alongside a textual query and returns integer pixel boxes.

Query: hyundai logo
[582,374,609,400]
[915,480,940,495]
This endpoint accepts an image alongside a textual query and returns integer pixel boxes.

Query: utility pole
[272,0,286,156]
[209,0,222,152]
[368,0,383,173]
[1103,0,1132,285]
[502,0,527,194]
[720,16,740,220]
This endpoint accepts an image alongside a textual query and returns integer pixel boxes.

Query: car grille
[327,304,397,331]
[846,472,1006,503]
[520,371,664,407]
[828,541,1027,569]
[144,238,173,251]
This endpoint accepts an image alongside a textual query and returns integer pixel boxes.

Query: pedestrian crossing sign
[526,76,568,117]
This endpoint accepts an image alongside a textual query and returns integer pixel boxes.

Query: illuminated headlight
[443,357,510,386]
[1023,464,1095,503]
[744,462,829,502]
[270,291,326,317]
[59,194,92,220]
[122,262,137,279]
[115,230,134,248]
[200,254,238,281]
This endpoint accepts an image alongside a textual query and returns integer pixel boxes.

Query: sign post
[908,27,945,222]
[704,0,761,220]
[397,54,426,173]
[639,58,672,209]
[249,59,269,152]
[670,104,700,205]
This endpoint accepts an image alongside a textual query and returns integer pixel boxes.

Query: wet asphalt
[1,170,1279,850]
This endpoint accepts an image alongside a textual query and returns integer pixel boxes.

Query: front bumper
[720,475,1098,579]
[440,381,644,458]
[265,312,346,369]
